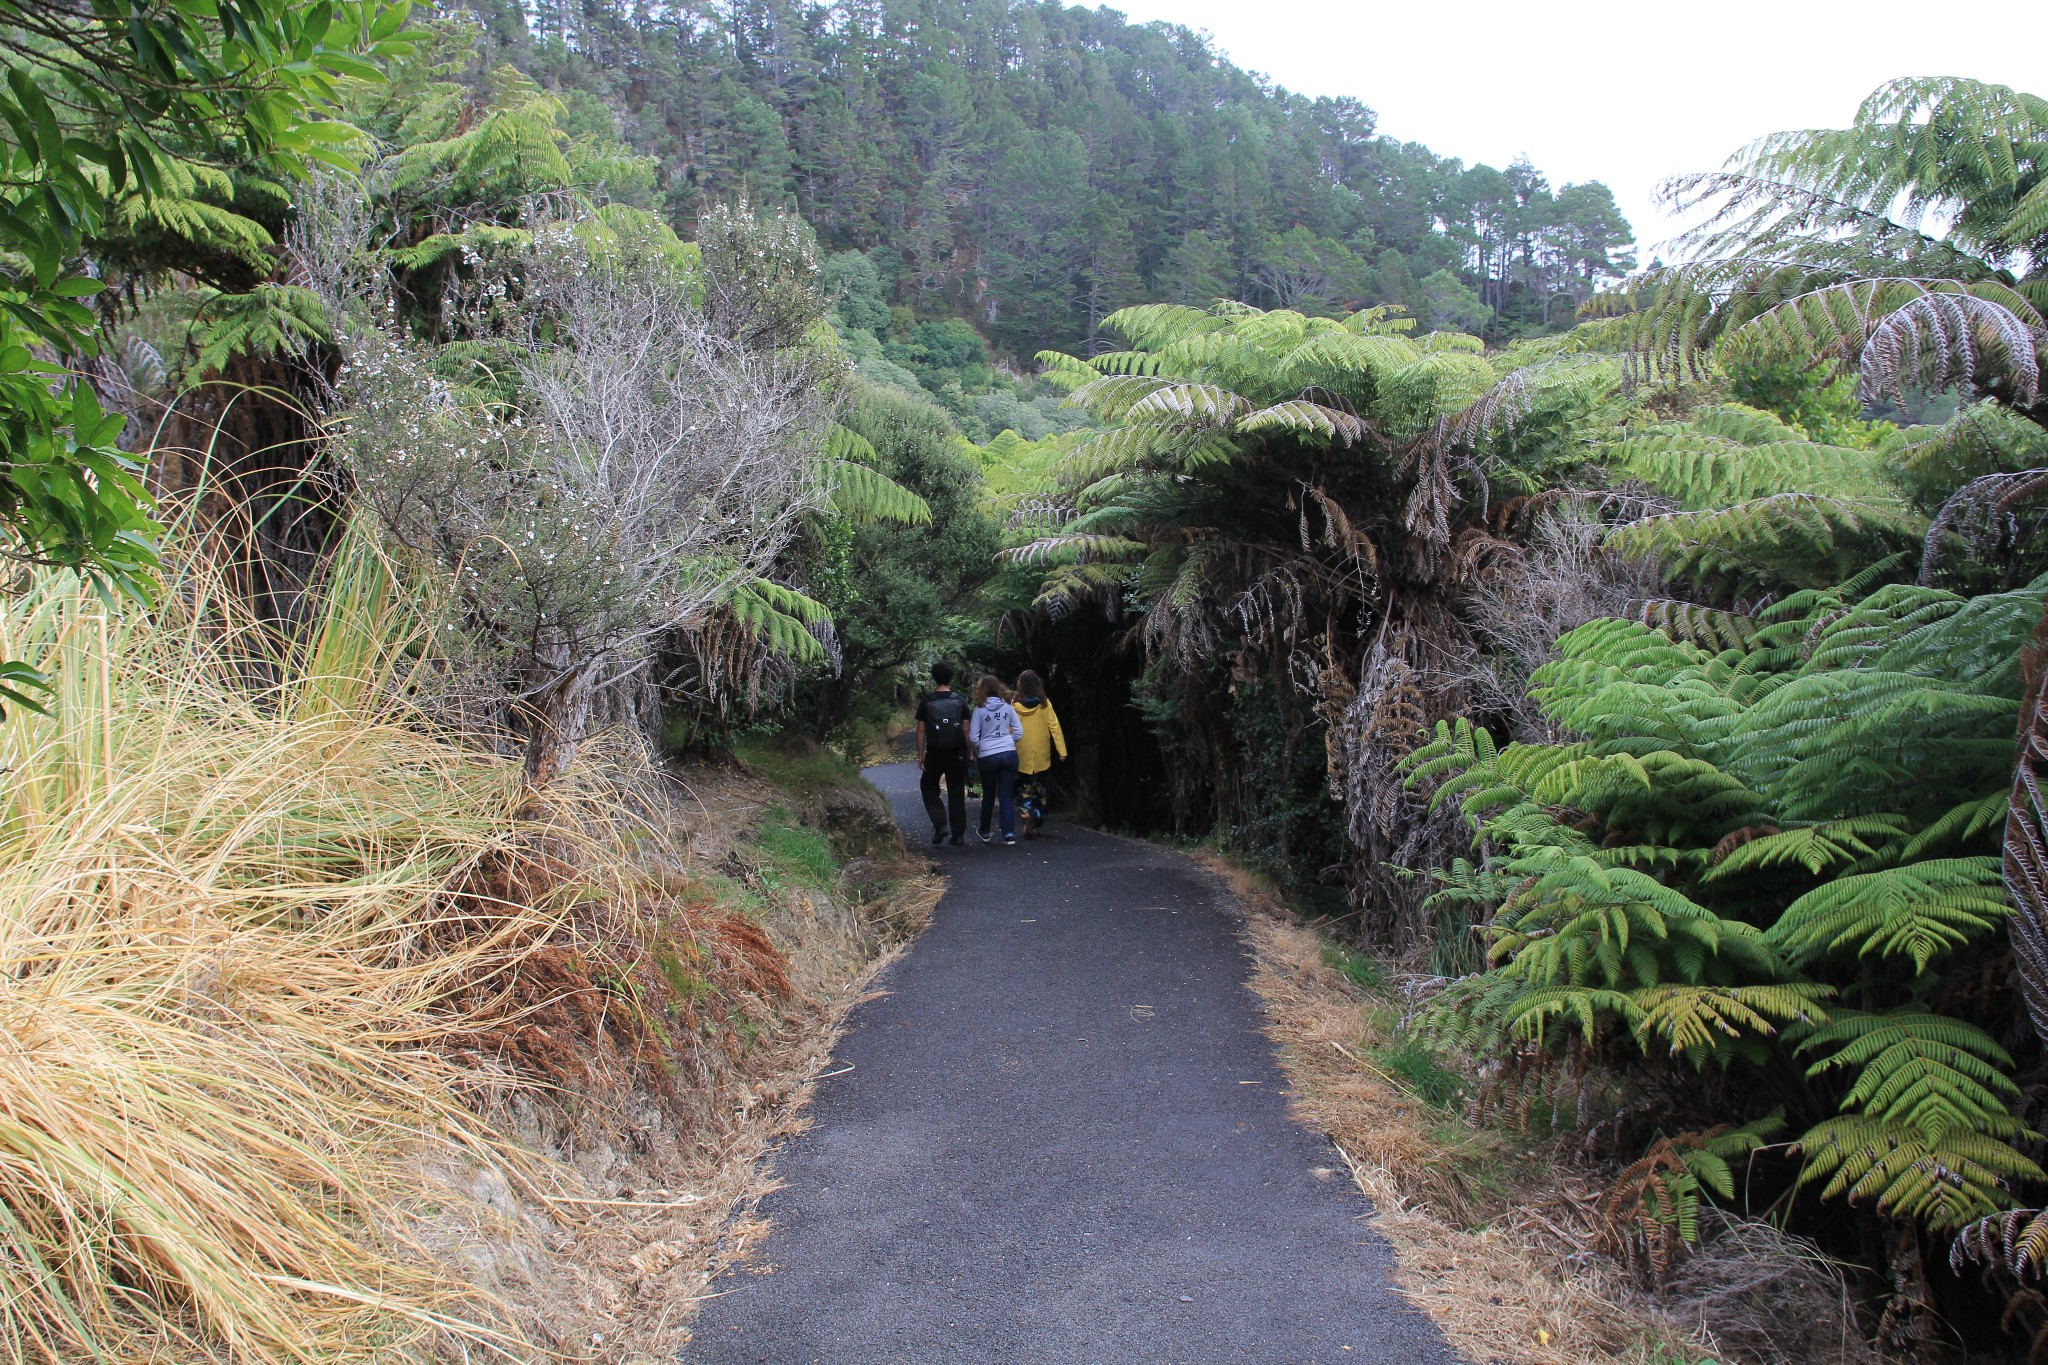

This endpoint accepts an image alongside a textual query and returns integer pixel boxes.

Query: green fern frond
[113,192,276,268]
[1128,382,1249,424]
[1035,350,1099,392]
[1273,332,1421,389]
[1768,857,2007,971]
[828,459,931,524]
[188,283,333,376]
[1401,717,1498,787]
[1795,1115,2040,1231]
[1631,983,1834,1056]
[1630,599,1763,653]
[1802,1010,2022,1131]
[1608,493,1926,588]
[1530,752,1651,806]
[999,533,1148,567]
[725,578,830,663]
[387,72,575,204]
[1086,349,1166,376]
[1032,561,1132,609]
[1615,433,1889,508]
[1067,373,1173,421]
[1707,815,1908,879]
[1235,399,1367,445]
[1099,302,1231,350]
[1502,984,1645,1045]
[1902,792,2009,858]
[1343,304,1417,334]
[824,423,878,466]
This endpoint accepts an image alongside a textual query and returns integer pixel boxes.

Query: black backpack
[924,692,969,754]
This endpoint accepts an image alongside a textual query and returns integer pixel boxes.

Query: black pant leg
[943,753,968,835]
[920,760,948,834]
[992,754,1017,837]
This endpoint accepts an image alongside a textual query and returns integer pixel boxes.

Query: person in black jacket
[914,661,972,845]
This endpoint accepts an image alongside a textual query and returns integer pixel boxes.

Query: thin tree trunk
[521,655,604,787]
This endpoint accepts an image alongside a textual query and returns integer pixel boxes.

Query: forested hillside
[462,0,1634,365]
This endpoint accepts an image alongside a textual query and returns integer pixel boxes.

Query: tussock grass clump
[0,551,553,1363]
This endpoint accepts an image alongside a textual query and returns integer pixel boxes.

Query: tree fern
[1418,562,2046,1241]
[386,65,579,207]
[1586,76,2048,434]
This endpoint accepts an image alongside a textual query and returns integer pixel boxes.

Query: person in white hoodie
[968,674,1024,845]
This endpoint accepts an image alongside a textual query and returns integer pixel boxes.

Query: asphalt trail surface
[685,762,1456,1365]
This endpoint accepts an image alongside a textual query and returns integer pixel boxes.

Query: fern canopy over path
[687,763,1455,1365]
[996,299,1618,939]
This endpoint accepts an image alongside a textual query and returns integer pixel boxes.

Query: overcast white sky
[1078,0,2048,259]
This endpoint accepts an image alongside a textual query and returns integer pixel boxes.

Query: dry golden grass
[0,504,939,1364]
[0,547,570,1362]
[1207,854,1876,1365]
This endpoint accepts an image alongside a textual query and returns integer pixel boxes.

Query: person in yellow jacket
[1010,669,1067,838]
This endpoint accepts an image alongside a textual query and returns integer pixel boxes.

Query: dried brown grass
[436,765,943,1365]
[0,552,565,1364]
[1208,853,1878,1365]
[0,523,939,1364]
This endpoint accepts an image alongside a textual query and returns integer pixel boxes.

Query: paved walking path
[685,763,1456,1364]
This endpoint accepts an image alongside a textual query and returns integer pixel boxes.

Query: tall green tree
[461,0,1630,353]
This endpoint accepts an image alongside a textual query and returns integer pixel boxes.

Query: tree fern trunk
[151,351,340,629]
[2005,610,2048,1043]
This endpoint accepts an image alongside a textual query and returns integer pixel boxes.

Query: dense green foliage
[1409,575,2041,1233]
[0,0,415,710]
[800,384,1004,740]
[459,0,1632,364]
[1382,74,2048,1329]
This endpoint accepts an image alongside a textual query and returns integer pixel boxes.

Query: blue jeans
[977,750,1018,838]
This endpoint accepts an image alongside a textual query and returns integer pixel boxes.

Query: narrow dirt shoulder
[685,762,1457,1364]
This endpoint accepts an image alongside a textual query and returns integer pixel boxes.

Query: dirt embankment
[427,757,939,1365]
